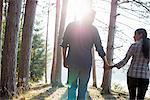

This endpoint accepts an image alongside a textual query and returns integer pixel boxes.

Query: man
[61,9,109,100]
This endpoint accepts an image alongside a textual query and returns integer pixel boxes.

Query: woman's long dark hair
[135,28,149,59]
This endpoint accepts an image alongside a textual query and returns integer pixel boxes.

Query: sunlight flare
[68,0,92,21]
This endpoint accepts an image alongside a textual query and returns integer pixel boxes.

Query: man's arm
[102,56,109,65]
[61,23,72,68]
[93,28,109,68]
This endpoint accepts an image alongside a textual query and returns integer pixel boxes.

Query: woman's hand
[109,65,115,69]
[104,64,116,70]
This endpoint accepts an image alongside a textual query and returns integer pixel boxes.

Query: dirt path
[14,84,149,100]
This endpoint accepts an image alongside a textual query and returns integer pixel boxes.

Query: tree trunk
[92,48,97,87]
[45,3,50,84]
[0,0,3,86]
[101,0,118,94]
[92,65,97,88]
[1,0,22,97]
[88,0,97,88]
[51,0,61,86]
[51,0,68,87]
[55,0,68,86]
[17,0,37,91]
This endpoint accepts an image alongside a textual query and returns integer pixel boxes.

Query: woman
[111,28,150,100]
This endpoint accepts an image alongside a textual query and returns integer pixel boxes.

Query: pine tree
[17,0,37,91]
[1,0,22,97]
[30,34,45,82]
[0,0,3,85]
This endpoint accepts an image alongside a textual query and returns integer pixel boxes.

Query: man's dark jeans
[68,67,91,100]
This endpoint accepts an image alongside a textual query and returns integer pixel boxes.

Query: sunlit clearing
[68,0,91,21]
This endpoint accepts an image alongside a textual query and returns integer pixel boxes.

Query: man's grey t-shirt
[61,22,105,69]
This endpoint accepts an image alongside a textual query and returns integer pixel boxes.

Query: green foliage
[30,33,45,82]
[29,0,49,82]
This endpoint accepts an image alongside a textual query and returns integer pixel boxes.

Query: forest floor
[12,83,150,100]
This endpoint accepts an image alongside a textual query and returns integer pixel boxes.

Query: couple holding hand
[61,9,150,100]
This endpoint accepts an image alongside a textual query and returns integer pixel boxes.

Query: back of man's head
[81,9,96,25]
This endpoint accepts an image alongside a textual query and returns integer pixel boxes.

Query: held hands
[104,62,110,70]
[103,56,117,70]
[109,65,116,69]
[104,63,116,70]
[102,56,119,70]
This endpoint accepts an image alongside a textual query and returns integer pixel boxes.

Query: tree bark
[101,0,118,94]
[51,0,68,87]
[51,0,61,86]
[1,0,22,97]
[55,0,68,86]
[17,0,37,91]
[92,48,97,87]
[45,3,50,84]
[0,0,3,86]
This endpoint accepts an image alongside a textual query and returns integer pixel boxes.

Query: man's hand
[102,56,111,70]
[63,59,69,68]
[62,48,68,68]
[104,62,110,70]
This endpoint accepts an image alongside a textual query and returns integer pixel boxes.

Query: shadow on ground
[99,88,129,100]
[101,93,117,100]
[30,86,58,100]
[30,84,51,90]
[59,89,92,100]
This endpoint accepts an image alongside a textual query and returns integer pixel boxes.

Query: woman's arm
[114,44,135,69]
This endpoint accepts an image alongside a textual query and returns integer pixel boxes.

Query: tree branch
[132,0,150,12]
[118,0,150,12]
